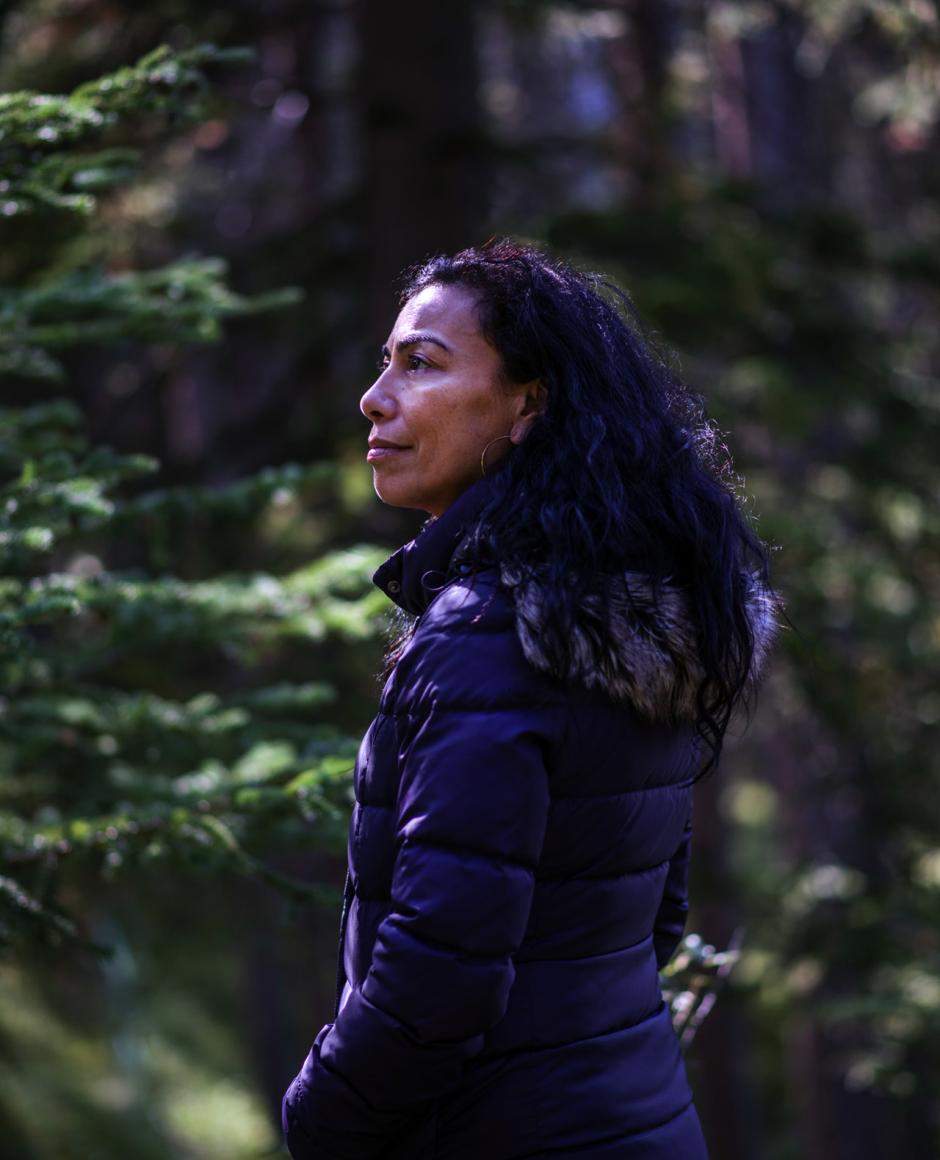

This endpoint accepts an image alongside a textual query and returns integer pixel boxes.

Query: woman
[282,239,778,1158]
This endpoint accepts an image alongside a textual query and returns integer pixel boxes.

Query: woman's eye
[375,352,428,373]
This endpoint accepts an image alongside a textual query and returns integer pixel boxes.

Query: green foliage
[0,43,251,215]
[0,44,384,968]
[662,931,744,1048]
[708,0,940,139]
[0,392,386,958]
[1,259,302,381]
[0,43,302,378]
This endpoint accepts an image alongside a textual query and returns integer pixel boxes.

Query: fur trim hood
[499,564,781,724]
[372,475,780,725]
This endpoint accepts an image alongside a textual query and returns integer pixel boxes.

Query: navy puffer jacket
[282,476,775,1158]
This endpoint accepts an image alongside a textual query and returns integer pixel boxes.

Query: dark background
[0,1,938,1157]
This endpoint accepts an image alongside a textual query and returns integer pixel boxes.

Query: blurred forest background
[0,1,937,1158]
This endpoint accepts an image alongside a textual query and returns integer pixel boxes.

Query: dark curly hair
[395,237,775,778]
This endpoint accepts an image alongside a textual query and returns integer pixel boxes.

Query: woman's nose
[360,370,397,421]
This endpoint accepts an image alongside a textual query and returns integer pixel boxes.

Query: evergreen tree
[0,44,389,968]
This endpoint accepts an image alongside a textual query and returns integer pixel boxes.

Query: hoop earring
[480,434,514,477]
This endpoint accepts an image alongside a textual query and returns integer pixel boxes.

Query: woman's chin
[373,471,474,516]
[373,478,429,512]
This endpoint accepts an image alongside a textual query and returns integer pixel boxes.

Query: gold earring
[480,434,514,477]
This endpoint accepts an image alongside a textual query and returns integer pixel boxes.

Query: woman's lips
[367,445,409,463]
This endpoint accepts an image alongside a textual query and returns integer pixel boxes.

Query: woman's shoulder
[419,565,511,634]
[389,567,565,713]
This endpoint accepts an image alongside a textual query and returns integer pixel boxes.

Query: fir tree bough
[0,44,385,963]
[0,43,301,379]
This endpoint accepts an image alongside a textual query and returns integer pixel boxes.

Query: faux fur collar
[372,475,780,723]
[498,564,780,724]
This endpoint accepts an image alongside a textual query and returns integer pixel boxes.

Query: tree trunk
[356,0,490,334]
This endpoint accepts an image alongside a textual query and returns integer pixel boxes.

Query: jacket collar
[373,474,781,721]
[500,563,780,723]
[372,475,494,616]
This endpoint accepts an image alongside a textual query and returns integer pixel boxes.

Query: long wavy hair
[394,238,775,778]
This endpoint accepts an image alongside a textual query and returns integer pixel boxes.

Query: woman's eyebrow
[383,332,452,357]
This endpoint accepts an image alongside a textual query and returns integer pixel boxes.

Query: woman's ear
[510,379,547,444]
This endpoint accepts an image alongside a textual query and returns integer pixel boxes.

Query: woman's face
[360,282,532,517]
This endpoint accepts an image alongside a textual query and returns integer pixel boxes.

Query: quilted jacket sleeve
[281,590,560,1159]
[652,810,692,970]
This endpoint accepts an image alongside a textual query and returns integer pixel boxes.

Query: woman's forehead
[392,283,483,346]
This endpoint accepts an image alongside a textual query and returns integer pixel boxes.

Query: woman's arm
[282,597,561,1159]
[652,810,692,970]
